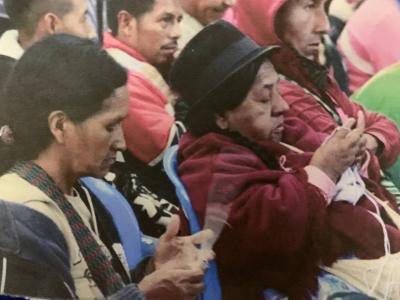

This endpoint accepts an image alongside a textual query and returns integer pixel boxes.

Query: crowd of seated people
[0,0,399,299]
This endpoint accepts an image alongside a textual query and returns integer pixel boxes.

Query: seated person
[228,0,400,175]
[0,199,75,298]
[0,34,213,299]
[337,0,400,93]
[104,0,185,237]
[169,20,400,300]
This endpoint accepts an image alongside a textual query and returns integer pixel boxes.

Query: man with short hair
[0,0,97,149]
[0,0,96,88]
[104,0,184,236]
[178,0,235,49]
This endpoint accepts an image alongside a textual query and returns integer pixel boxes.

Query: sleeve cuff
[365,131,387,155]
[304,165,336,205]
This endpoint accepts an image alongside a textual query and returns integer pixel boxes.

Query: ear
[40,12,62,35]
[48,111,70,144]
[117,10,136,37]
[215,114,229,130]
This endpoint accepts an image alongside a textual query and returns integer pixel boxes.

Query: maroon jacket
[271,47,400,169]
[178,119,400,299]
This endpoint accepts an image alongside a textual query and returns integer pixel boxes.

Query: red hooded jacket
[226,0,400,169]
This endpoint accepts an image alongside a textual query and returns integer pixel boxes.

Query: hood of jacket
[231,0,288,46]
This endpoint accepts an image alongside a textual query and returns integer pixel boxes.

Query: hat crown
[170,21,258,105]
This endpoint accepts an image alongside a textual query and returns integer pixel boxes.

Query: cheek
[233,110,273,140]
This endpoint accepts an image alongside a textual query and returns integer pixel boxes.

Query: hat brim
[187,45,280,115]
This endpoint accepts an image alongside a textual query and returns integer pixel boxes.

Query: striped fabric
[380,171,400,207]
[11,161,125,296]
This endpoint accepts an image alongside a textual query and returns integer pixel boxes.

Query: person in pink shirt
[337,0,400,93]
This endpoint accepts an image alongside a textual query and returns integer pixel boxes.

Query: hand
[310,111,367,182]
[138,215,214,300]
[138,267,204,300]
[154,215,214,271]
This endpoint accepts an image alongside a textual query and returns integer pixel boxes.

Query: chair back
[163,145,222,300]
[80,177,156,269]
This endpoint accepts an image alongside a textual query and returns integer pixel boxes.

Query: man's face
[276,0,331,59]
[57,0,96,39]
[189,0,235,25]
[217,60,289,143]
[130,0,183,66]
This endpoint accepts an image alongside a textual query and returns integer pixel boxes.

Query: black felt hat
[169,20,278,112]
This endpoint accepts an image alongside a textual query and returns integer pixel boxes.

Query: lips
[161,43,178,53]
[309,42,320,48]
[274,124,284,133]
[103,156,116,166]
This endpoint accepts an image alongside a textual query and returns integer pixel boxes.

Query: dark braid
[221,130,279,170]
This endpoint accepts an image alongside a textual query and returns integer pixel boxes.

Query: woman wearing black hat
[169,20,400,299]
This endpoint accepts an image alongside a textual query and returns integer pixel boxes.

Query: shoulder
[0,173,67,233]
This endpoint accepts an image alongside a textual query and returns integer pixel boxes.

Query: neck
[18,31,39,50]
[34,150,77,195]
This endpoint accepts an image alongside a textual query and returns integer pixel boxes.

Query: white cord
[364,191,392,297]
[1,257,7,294]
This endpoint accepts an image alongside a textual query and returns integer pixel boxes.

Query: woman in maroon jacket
[169,21,400,299]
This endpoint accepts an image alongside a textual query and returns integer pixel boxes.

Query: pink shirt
[338,0,400,93]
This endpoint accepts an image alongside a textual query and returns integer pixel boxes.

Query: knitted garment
[10,161,125,296]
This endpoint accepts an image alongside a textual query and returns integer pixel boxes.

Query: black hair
[4,0,73,36]
[107,0,156,36]
[0,34,127,174]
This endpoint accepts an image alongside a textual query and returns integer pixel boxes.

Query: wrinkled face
[276,0,331,59]
[57,0,96,39]
[132,0,183,66]
[216,60,289,143]
[189,0,236,25]
[64,86,129,178]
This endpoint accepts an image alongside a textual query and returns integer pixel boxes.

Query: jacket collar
[103,31,148,63]
[271,46,329,92]
[0,30,24,60]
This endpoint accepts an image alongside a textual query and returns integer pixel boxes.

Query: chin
[87,167,110,179]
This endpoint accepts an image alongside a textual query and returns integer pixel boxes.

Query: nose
[112,124,127,152]
[272,90,289,116]
[314,7,330,35]
[170,19,181,40]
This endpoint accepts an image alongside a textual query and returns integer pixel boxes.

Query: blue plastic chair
[80,177,156,270]
[163,145,222,300]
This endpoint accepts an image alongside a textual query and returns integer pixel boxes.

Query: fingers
[342,117,356,131]
[198,249,215,262]
[184,282,205,298]
[161,215,180,242]
[188,229,214,245]
[355,111,365,132]
[173,268,204,282]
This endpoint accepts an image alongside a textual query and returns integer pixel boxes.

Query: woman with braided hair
[0,33,213,299]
